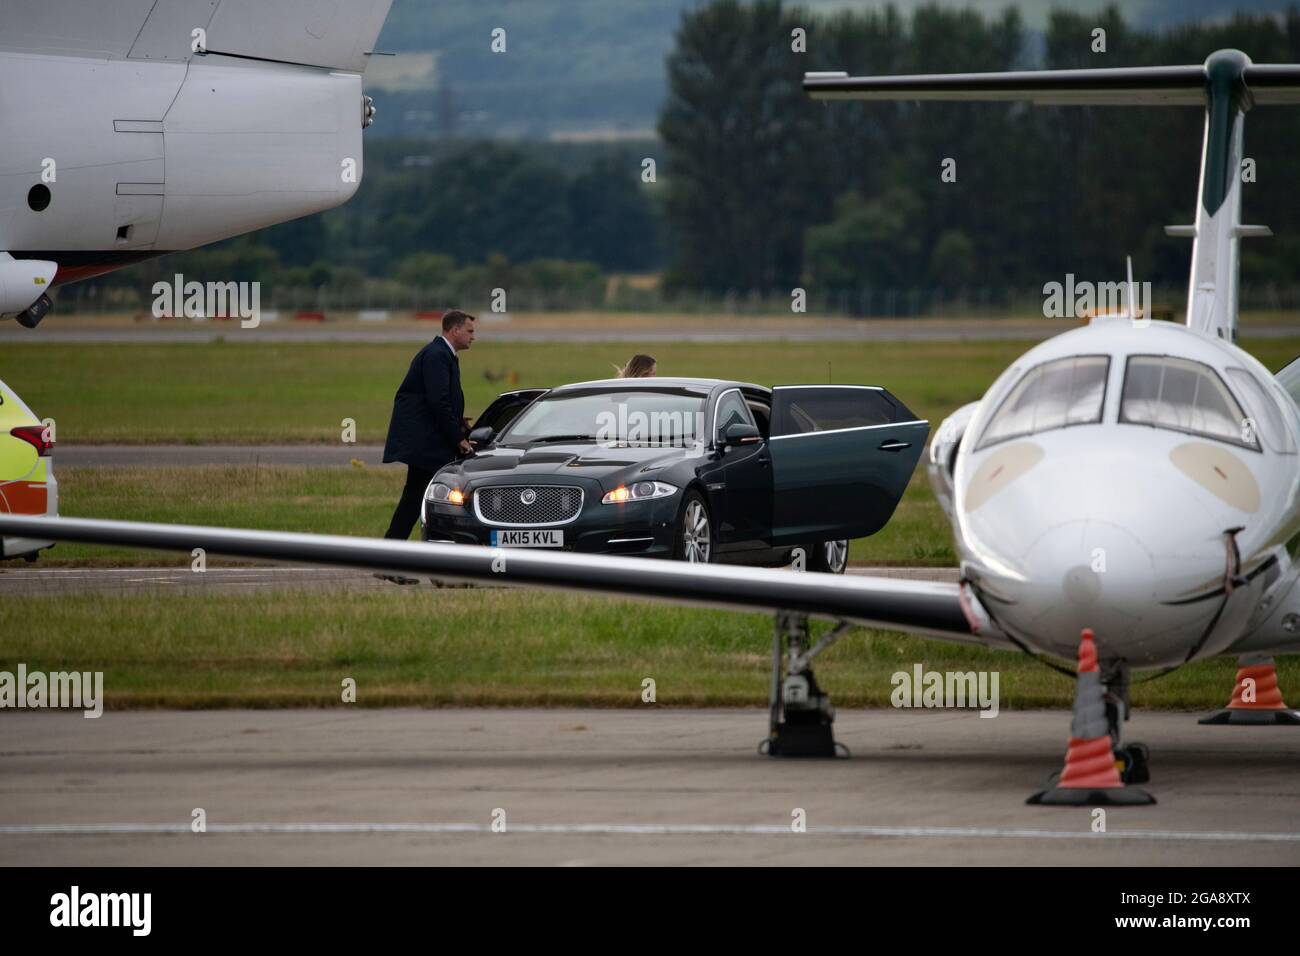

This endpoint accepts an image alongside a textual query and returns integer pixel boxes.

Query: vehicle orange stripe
[0,482,48,515]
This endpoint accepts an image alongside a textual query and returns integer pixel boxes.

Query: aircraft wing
[803,65,1208,105]
[804,61,1300,107]
[0,515,1012,650]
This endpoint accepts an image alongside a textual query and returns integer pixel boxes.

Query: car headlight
[426,482,466,506]
[602,481,677,504]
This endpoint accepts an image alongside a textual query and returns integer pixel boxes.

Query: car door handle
[878,440,911,452]
[757,455,770,466]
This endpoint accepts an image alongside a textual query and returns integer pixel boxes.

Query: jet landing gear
[761,611,850,758]
[1028,630,1155,805]
[1102,658,1150,785]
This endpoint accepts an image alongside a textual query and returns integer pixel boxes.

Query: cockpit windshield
[976,356,1109,449]
[1119,356,1257,450]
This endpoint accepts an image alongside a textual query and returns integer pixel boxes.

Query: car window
[770,387,898,436]
[714,390,755,441]
[977,356,1109,449]
[478,394,539,435]
[1121,356,1257,450]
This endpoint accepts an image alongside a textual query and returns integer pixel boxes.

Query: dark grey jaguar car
[421,377,927,573]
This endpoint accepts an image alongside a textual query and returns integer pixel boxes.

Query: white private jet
[4,49,1300,804]
[0,0,393,328]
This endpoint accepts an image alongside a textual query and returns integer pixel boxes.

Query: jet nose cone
[1016,519,1156,657]
[1060,561,1103,606]
[963,445,1234,665]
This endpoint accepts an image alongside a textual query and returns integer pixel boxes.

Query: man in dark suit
[382,309,476,539]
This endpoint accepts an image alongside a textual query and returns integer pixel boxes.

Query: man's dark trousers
[384,465,436,540]
[382,337,465,540]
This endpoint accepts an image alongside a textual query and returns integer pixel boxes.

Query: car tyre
[808,539,849,574]
[672,490,713,564]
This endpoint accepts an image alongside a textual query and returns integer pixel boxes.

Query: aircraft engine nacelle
[153,63,366,252]
[0,256,57,323]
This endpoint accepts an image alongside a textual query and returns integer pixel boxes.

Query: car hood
[438,442,699,492]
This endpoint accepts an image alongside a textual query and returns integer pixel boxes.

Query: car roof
[549,376,768,394]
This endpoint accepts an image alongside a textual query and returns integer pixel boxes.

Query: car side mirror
[721,422,761,448]
[468,426,494,446]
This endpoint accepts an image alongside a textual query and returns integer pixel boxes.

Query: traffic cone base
[1027,785,1156,806]
[1199,662,1300,725]
[1199,707,1300,725]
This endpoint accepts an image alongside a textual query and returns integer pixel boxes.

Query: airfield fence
[52,281,1300,321]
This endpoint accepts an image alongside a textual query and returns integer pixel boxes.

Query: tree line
[81,3,1300,316]
[659,1,1300,299]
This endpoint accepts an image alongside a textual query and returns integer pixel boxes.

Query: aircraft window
[1226,368,1296,453]
[976,356,1108,449]
[1120,356,1257,450]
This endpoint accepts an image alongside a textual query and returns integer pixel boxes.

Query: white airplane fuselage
[930,319,1300,669]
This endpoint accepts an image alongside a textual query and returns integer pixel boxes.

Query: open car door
[769,386,928,544]
[470,388,547,447]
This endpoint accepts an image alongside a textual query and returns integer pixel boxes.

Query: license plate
[490,529,564,548]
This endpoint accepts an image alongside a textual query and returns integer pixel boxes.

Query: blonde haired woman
[616,353,657,378]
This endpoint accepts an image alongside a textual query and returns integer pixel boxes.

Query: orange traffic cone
[1028,629,1155,806]
[1199,657,1300,725]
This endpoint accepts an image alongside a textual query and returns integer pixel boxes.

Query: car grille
[473,485,584,526]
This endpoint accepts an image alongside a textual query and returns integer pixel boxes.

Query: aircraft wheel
[1113,742,1151,785]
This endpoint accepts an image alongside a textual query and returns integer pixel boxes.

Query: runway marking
[2,823,1297,842]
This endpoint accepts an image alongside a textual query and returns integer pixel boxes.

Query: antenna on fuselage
[1126,256,1137,321]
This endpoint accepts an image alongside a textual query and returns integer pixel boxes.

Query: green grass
[12,332,1293,567]
[40,465,401,564]
[34,465,951,566]
[5,334,1297,711]
[0,588,1279,709]
[8,336,1296,445]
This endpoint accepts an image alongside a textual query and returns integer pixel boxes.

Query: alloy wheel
[824,539,848,573]
[682,499,711,563]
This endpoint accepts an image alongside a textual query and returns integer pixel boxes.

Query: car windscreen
[976,356,1109,449]
[498,389,707,445]
[1120,356,1257,450]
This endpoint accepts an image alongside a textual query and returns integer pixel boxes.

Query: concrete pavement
[2,708,1296,865]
